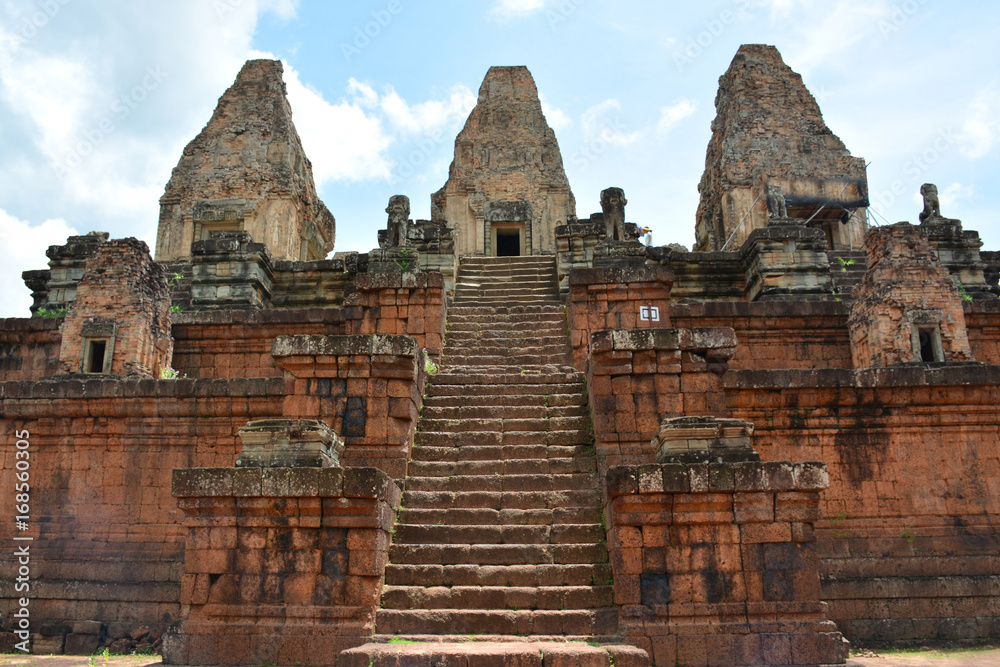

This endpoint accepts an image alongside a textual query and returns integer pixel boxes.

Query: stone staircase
[340,257,647,665]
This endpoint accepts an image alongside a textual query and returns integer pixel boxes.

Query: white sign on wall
[640,306,660,322]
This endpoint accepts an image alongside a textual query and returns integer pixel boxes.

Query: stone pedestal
[235,419,345,468]
[163,466,400,666]
[654,416,760,464]
[605,460,849,667]
[740,222,832,301]
[190,231,274,309]
[367,246,421,274]
[593,239,649,268]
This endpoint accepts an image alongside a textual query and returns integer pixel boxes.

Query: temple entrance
[492,223,524,257]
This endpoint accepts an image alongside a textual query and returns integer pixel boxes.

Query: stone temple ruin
[3,44,1000,666]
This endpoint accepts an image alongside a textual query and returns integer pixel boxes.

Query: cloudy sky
[1,0,998,317]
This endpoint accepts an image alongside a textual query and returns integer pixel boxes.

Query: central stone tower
[431,66,576,258]
[695,45,869,252]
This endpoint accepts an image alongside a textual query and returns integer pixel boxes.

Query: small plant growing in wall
[836,256,856,272]
[35,306,68,318]
[955,278,974,302]
[423,349,439,376]
[394,247,415,272]
[158,360,186,379]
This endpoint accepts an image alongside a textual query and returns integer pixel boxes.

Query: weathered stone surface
[432,66,576,257]
[652,415,760,464]
[695,44,868,252]
[848,222,973,367]
[236,418,345,468]
[58,238,173,377]
[156,59,334,262]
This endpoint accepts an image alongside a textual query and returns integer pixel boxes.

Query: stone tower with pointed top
[431,66,576,258]
[695,44,869,252]
[155,59,335,262]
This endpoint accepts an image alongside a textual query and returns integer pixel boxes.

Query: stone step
[422,393,586,408]
[420,405,587,420]
[414,430,593,448]
[443,343,571,354]
[447,319,565,329]
[403,473,600,493]
[401,489,602,511]
[430,370,584,386]
[448,304,563,314]
[374,608,619,637]
[393,523,606,546]
[425,383,585,398]
[444,338,569,349]
[388,542,609,566]
[407,457,595,477]
[443,355,572,368]
[339,639,649,667]
[453,291,559,302]
[410,444,595,463]
[385,563,612,588]
[455,284,557,294]
[454,297,564,307]
[444,332,568,344]
[381,584,614,611]
[397,506,603,527]
[418,416,591,433]
[446,312,565,323]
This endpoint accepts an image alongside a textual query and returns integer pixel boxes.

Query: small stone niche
[58,238,173,377]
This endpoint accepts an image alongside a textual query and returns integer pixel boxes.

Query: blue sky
[1,0,998,317]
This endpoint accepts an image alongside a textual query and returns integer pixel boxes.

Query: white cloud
[657,98,698,135]
[958,87,1000,159]
[490,0,545,21]
[379,85,476,135]
[0,209,77,317]
[770,0,894,76]
[540,93,571,132]
[276,60,394,182]
[581,99,641,146]
[939,183,974,208]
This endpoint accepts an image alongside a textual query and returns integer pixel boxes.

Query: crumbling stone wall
[848,223,972,368]
[431,66,575,257]
[695,45,868,252]
[155,60,334,263]
[58,238,173,377]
